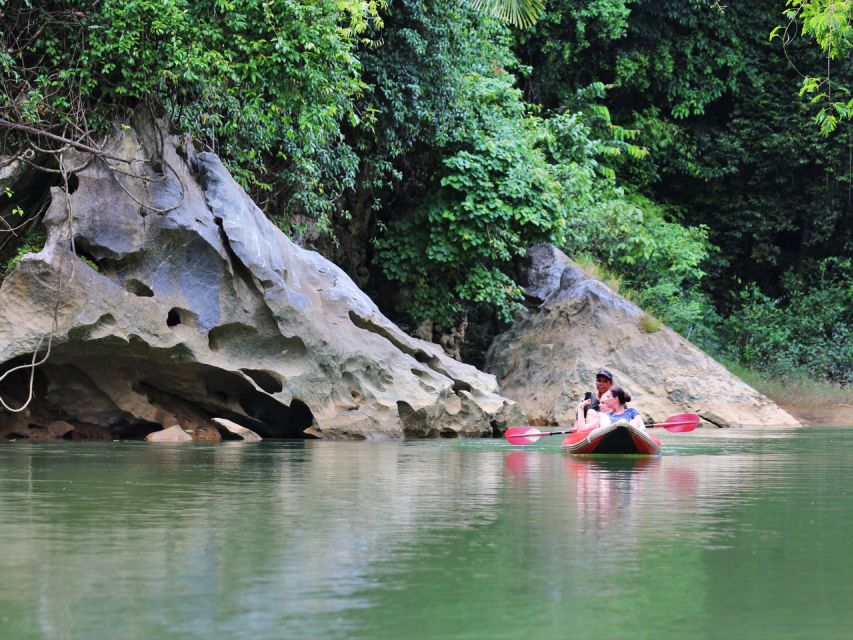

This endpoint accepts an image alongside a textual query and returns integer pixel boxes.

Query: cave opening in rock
[240,368,283,394]
[166,308,181,326]
[63,173,80,194]
[237,394,314,438]
[0,354,49,411]
[109,419,165,440]
[126,278,154,297]
[0,169,56,277]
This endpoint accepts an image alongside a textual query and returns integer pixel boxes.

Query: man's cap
[596,369,613,381]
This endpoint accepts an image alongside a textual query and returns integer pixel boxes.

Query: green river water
[1,427,852,639]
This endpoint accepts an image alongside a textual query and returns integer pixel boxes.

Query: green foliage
[2,229,46,279]
[79,256,100,273]
[515,0,632,107]
[723,359,853,411]
[697,8,853,302]
[725,258,853,384]
[467,0,545,29]
[2,188,24,217]
[780,1,853,60]
[375,70,591,324]
[355,5,579,325]
[4,0,847,389]
[1,0,380,226]
[518,0,742,118]
[571,193,722,349]
[522,2,852,321]
[376,76,552,325]
[350,0,518,196]
[369,7,720,341]
[639,313,662,334]
[773,0,853,134]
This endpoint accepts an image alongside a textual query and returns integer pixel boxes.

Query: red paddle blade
[504,426,544,445]
[661,413,700,432]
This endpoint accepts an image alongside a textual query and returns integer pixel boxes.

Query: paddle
[504,413,700,445]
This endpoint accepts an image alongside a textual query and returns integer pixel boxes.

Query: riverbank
[726,364,853,427]
[773,393,853,428]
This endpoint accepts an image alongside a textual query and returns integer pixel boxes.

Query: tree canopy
[2,0,851,384]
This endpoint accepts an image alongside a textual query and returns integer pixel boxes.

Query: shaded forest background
[1,0,851,386]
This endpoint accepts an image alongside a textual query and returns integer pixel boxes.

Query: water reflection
[564,457,659,536]
[0,441,511,640]
[2,430,853,639]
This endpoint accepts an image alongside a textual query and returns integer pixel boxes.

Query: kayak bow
[561,420,662,456]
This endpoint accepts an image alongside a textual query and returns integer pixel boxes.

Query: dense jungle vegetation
[1,0,851,386]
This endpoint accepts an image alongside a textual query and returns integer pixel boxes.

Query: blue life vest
[607,407,639,422]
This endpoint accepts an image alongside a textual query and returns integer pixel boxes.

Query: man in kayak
[589,369,614,412]
[574,368,614,428]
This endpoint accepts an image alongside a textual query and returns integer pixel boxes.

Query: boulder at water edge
[485,244,801,428]
[0,117,523,440]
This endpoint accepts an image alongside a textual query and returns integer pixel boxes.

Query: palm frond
[466,0,544,29]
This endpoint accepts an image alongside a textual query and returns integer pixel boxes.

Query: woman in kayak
[602,387,645,430]
[574,386,645,431]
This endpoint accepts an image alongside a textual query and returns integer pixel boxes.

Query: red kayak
[561,420,662,456]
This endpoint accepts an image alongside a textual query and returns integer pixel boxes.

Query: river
[1,427,852,639]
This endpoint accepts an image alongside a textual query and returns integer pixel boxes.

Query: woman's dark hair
[610,386,632,405]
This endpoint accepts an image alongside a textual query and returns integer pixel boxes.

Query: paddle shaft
[648,420,697,429]
[521,428,574,438]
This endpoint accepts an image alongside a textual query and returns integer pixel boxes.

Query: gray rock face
[485,244,800,428]
[0,119,523,440]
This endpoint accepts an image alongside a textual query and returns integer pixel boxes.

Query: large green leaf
[466,0,544,28]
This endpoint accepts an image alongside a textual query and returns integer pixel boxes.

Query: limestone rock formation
[212,418,262,442]
[485,244,801,428]
[0,117,523,440]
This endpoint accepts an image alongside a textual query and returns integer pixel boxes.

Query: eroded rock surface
[0,118,523,440]
[485,244,800,428]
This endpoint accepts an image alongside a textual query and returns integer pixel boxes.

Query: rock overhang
[0,117,524,441]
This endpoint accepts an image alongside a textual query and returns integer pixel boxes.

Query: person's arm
[629,413,645,430]
[575,400,599,431]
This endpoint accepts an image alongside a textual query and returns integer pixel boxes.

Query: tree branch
[0,118,131,164]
